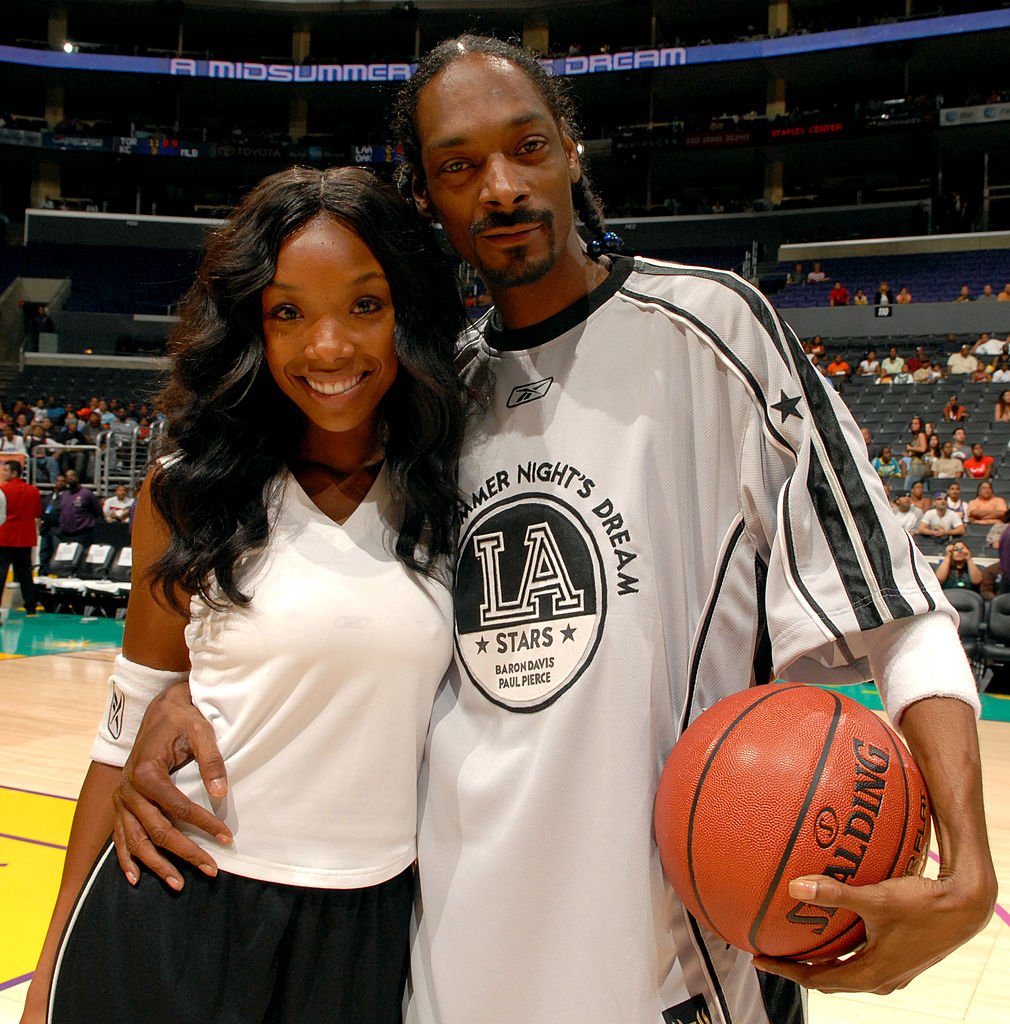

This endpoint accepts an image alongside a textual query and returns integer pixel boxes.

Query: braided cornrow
[392,34,620,257]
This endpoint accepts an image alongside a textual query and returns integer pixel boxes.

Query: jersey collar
[484,255,635,352]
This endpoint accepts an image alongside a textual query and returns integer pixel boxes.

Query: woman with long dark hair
[22,166,468,1024]
[904,415,928,486]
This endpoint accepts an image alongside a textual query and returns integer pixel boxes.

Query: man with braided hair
[110,34,994,1024]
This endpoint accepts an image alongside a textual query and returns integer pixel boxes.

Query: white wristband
[866,610,981,724]
[90,654,189,767]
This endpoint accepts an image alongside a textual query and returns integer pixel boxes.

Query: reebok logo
[507,377,553,408]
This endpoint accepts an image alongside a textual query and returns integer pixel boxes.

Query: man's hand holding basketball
[755,697,997,993]
[113,680,233,891]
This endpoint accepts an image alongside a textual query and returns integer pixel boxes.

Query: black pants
[50,844,413,1024]
[0,545,36,613]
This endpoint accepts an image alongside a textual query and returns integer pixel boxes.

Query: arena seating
[771,250,1010,308]
[10,243,199,315]
[6,365,165,409]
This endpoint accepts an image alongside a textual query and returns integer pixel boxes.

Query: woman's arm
[965,553,984,586]
[934,549,953,583]
[20,476,190,1024]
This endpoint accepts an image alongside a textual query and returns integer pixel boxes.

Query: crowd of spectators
[789,262,1010,309]
[0,392,158,576]
[839,373,1010,601]
[806,332,1010,388]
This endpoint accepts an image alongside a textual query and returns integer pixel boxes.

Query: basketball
[654,684,931,962]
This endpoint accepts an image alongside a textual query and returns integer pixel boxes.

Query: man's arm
[755,614,995,994]
[112,680,232,889]
[965,552,983,586]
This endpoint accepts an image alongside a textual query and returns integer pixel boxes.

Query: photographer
[935,540,982,592]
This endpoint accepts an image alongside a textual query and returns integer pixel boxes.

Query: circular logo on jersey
[454,492,606,712]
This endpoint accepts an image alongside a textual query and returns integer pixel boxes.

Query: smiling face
[261,215,397,465]
[411,54,582,292]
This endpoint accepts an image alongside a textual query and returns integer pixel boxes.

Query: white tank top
[174,466,452,888]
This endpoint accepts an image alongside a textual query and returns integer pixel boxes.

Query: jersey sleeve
[736,300,959,687]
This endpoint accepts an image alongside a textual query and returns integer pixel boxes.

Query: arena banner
[939,103,1010,127]
[2,11,1009,84]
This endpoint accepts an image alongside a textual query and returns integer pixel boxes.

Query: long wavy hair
[151,165,468,610]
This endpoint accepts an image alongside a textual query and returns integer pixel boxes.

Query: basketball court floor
[1,611,1008,1024]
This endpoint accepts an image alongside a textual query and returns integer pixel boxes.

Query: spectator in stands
[953,285,973,303]
[826,354,851,381]
[786,262,804,285]
[942,394,969,421]
[926,362,945,383]
[872,445,904,482]
[968,480,1008,524]
[43,397,64,425]
[995,390,1010,422]
[80,410,105,444]
[892,493,922,533]
[896,287,912,304]
[946,481,969,522]
[54,414,89,476]
[26,424,61,484]
[57,468,103,545]
[963,443,994,480]
[108,406,138,442]
[999,283,1010,302]
[0,461,42,622]
[806,261,827,284]
[934,541,981,592]
[30,399,47,425]
[38,474,66,575]
[905,346,928,374]
[856,349,880,377]
[988,506,1010,553]
[97,399,115,426]
[951,426,970,460]
[992,356,1010,383]
[932,440,964,479]
[908,479,932,513]
[880,347,906,379]
[925,434,943,471]
[905,417,929,486]
[873,281,892,305]
[828,280,849,306]
[860,426,873,450]
[979,559,1007,600]
[103,484,135,524]
[919,490,966,542]
[0,425,25,455]
[979,284,997,302]
[809,335,826,358]
[947,346,979,377]
[853,288,868,305]
[29,306,55,351]
[971,332,1005,358]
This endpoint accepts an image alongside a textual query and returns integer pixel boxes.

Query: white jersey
[173,467,453,888]
[408,256,956,1024]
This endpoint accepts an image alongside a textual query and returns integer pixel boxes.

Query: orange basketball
[654,684,931,962]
